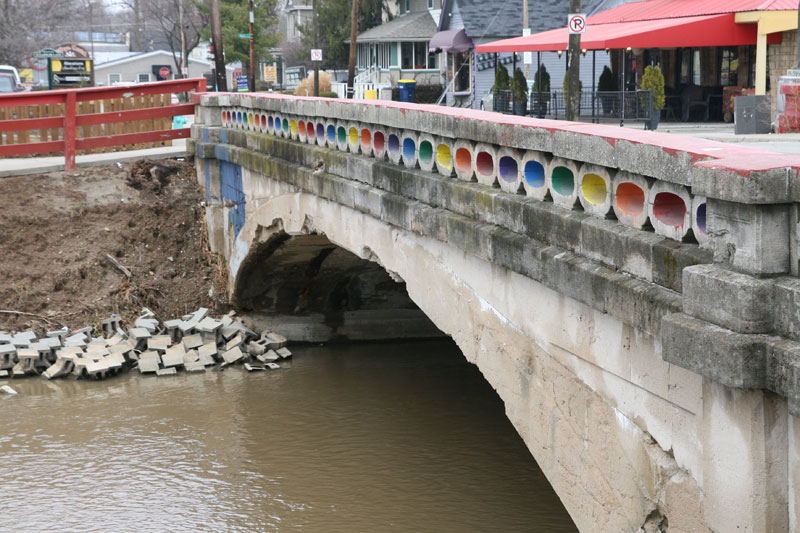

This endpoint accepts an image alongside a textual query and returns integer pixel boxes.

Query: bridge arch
[222,184,699,532]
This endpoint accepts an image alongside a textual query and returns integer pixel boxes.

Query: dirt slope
[0,159,228,334]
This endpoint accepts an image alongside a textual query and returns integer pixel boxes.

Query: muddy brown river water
[0,339,576,532]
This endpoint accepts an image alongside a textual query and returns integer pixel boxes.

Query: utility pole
[347,0,359,97]
[88,1,95,58]
[566,0,582,121]
[313,0,319,96]
[179,1,188,78]
[522,0,529,79]
[210,0,228,92]
[248,0,255,92]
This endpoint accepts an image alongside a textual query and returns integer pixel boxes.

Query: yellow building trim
[736,10,798,95]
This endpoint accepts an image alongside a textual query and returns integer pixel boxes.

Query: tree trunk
[346,0,359,98]
[566,0,582,121]
[210,0,227,92]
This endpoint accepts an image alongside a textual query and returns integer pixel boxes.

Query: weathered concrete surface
[192,94,800,532]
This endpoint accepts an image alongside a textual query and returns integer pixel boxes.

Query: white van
[0,66,22,90]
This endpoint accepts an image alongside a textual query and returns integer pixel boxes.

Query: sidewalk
[0,140,189,178]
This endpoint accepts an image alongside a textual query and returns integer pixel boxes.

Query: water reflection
[0,340,576,532]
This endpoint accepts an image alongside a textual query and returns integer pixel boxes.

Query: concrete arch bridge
[191,93,800,532]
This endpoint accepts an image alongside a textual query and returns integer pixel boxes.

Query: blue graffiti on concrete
[220,161,245,239]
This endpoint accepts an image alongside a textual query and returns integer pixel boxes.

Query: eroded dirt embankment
[0,159,228,333]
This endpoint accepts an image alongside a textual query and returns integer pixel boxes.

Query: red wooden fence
[0,78,206,172]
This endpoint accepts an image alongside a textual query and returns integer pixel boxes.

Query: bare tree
[0,0,87,66]
[115,0,207,72]
[143,0,207,72]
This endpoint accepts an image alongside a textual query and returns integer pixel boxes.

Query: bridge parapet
[192,93,800,416]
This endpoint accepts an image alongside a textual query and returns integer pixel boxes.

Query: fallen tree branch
[0,309,61,326]
[104,253,132,279]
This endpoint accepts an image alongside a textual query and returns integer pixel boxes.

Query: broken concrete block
[244,363,265,372]
[225,334,244,352]
[84,346,110,360]
[184,361,205,373]
[104,353,126,369]
[156,367,177,376]
[0,333,13,344]
[178,319,199,335]
[0,384,18,395]
[220,315,234,327]
[134,317,159,333]
[198,342,217,359]
[263,350,280,362]
[11,361,27,377]
[128,328,151,340]
[39,337,63,350]
[73,327,92,337]
[263,332,288,350]
[147,336,171,353]
[222,346,244,364]
[183,349,199,364]
[199,351,216,367]
[247,341,267,357]
[265,363,280,370]
[137,354,160,374]
[190,307,209,323]
[56,347,84,361]
[0,344,17,370]
[182,334,203,350]
[276,347,292,359]
[197,317,222,332]
[106,333,126,346]
[162,344,186,367]
[43,359,73,380]
[163,319,183,342]
[84,358,110,378]
[46,329,69,340]
[101,316,123,336]
[88,337,108,347]
[0,370,8,378]
[13,331,37,344]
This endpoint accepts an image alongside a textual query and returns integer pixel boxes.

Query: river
[0,339,576,532]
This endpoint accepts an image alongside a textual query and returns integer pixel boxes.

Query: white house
[94,50,235,89]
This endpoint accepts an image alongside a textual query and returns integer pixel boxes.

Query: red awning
[476,13,781,53]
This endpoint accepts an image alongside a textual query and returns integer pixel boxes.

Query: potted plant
[493,63,511,113]
[597,65,617,115]
[641,64,665,130]
[511,68,528,116]
[531,64,550,116]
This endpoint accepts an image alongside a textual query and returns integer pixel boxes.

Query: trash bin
[734,95,770,134]
[364,89,377,100]
[397,79,416,103]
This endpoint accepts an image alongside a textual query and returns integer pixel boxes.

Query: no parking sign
[568,13,586,34]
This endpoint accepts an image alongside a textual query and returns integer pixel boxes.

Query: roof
[94,49,234,71]
[441,0,608,39]
[354,11,438,42]
[590,0,797,23]
[476,13,782,52]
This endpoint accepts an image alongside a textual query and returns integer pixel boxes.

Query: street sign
[237,75,249,92]
[159,67,171,78]
[238,33,251,39]
[181,67,189,76]
[311,49,322,62]
[49,57,93,89]
[264,64,277,83]
[522,28,532,65]
[568,13,586,34]
[33,48,63,59]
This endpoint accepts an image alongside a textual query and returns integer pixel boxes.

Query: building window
[405,0,410,12]
[138,73,151,83]
[450,51,471,93]
[108,73,122,85]
[428,0,434,8]
[401,41,413,69]
[720,47,738,86]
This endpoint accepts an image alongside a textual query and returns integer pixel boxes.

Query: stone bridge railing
[191,93,800,416]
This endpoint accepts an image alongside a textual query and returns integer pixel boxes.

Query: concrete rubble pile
[0,307,292,381]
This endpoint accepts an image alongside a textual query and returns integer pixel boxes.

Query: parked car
[0,73,17,93]
[0,65,22,90]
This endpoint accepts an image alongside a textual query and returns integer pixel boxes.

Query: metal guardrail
[0,78,206,171]
[548,89,653,123]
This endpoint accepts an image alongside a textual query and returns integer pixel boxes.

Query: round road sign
[568,14,587,34]
[159,67,171,78]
